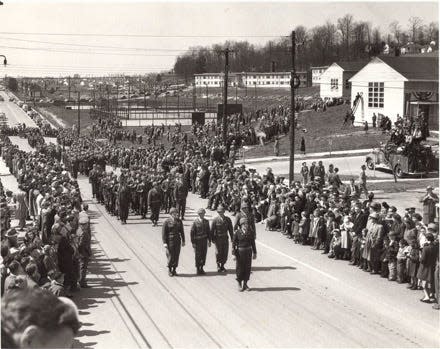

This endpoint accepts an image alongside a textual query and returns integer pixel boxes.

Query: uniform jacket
[162,217,185,245]
[190,218,211,244]
[211,215,233,242]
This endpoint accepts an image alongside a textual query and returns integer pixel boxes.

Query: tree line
[173,15,438,78]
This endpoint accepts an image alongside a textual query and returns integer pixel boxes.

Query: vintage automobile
[365,142,438,178]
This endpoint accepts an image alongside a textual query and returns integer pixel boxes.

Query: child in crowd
[360,228,368,270]
[292,213,300,243]
[299,211,309,245]
[407,239,420,290]
[396,239,410,283]
[387,231,399,281]
[380,239,389,278]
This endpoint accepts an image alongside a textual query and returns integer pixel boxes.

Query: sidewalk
[237,148,371,165]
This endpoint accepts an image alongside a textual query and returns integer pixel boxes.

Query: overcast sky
[0,0,438,77]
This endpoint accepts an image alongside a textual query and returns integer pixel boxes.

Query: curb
[237,149,372,165]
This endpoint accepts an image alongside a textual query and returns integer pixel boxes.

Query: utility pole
[77,91,80,136]
[289,30,296,184]
[128,80,131,120]
[68,76,71,101]
[222,47,230,145]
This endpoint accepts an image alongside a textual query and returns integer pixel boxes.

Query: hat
[388,231,398,237]
[370,202,381,211]
[197,208,206,215]
[169,207,178,215]
[426,186,434,190]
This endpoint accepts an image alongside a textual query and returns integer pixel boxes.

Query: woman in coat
[14,185,28,231]
[417,233,438,302]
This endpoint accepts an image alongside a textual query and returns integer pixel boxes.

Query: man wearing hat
[162,208,185,276]
[211,205,234,272]
[420,186,439,225]
[190,208,211,275]
[174,175,189,220]
[366,211,384,274]
[148,182,163,226]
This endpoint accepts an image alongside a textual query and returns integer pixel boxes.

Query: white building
[349,55,439,126]
[310,66,329,86]
[319,61,367,100]
[194,71,308,88]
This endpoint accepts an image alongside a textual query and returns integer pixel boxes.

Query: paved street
[68,180,439,348]
[0,91,37,128]
[1,102,439,348]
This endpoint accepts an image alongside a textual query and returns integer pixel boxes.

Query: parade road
[0,91,38,128]
[70,179,439,348]
[3,127,439,348]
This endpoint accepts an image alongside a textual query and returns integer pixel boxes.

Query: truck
[365,142,438,178]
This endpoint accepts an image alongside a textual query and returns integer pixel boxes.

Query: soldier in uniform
[174,174,188,220]
[148,182,162,226]
[190,208,211,275]
[232,212,257,292]
[211,205,234,272]
[138,177,150,219]
[118,179,131,224]
[162,208,185,276]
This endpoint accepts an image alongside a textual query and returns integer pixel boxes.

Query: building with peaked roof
[349,55,439,126]
[319,61,368,99]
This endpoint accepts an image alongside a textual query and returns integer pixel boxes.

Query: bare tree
[426,21,439,43]
[389,21,401,45]
[408,16,423,42]
[337,14,354,59]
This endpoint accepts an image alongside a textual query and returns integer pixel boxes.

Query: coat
[366,220,383,262]
[420,193,439,225]
[14,190,28,221]
[417,243,438,283]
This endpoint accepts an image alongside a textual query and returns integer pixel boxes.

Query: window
[368,82,384,108]
[345,79,350,89]
[331,78,338,90]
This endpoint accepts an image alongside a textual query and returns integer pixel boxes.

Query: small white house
[319,61,368,100]
[349,55,439,126]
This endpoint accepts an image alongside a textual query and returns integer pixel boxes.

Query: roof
[379,56,439,81]
[336,61,369,72]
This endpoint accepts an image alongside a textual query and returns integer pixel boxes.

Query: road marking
[256,240,339,282]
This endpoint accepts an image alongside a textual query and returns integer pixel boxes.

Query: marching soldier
[148,182,162,226]
[232,216,257,292]
[139,177,150,219]
[118,179,131,224]
[162,208,185,276]
[211,205,233,272]
[190,208,211,275]
[174,174,188,220]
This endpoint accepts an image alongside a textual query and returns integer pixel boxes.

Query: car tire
[394,164,404,178]
[366,158,375,170]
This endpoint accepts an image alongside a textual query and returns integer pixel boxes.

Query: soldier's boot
[221,264,227,272]
[200,266,206,275]
[172,267,178,276]
[168,267,173,277]
[217,263,222,273]
[237,280,242,291]
[242,281,249,292]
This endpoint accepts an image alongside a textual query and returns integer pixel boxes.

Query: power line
[0,37,190,52]
[0,44,179,56]
[0,31,287,38]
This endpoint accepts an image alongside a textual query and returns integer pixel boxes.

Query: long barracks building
[194,71,310,88]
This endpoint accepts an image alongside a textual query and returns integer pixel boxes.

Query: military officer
[174,174,188,220]
[148,182,162,226]
[190,208,211,275]
[162,208,185,276]
[211,205,233,272]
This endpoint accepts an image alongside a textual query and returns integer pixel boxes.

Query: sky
[0,0,438,77]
